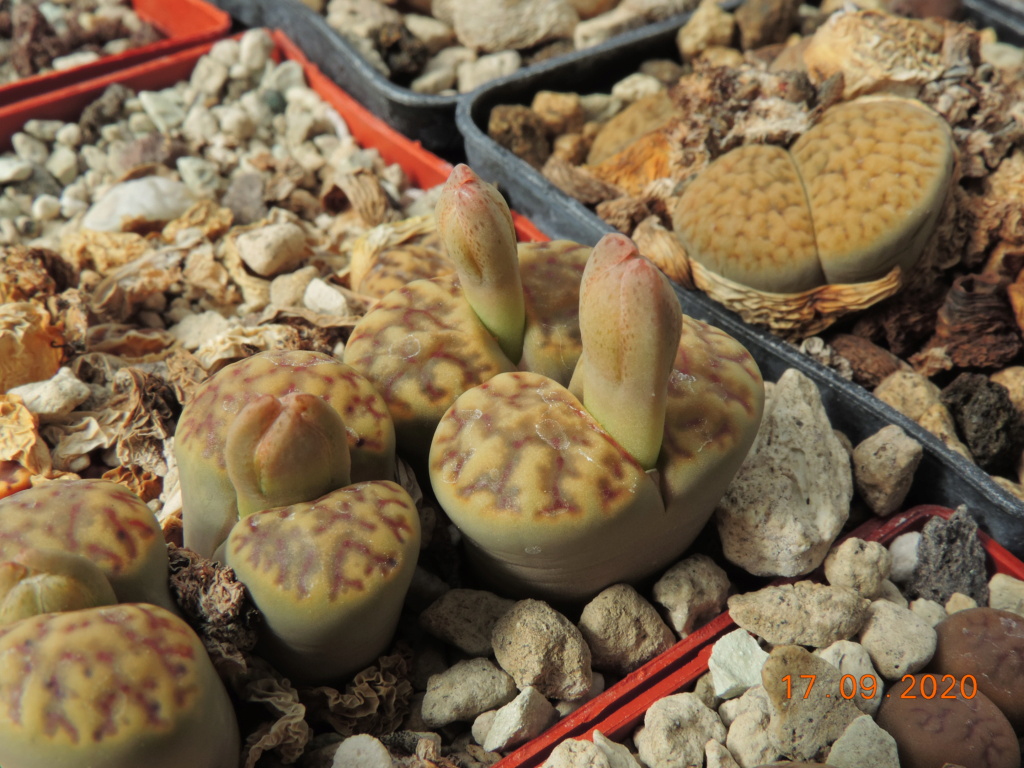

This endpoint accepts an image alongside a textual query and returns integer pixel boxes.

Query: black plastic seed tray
[205,0,742,161]
[457,2,1024,554]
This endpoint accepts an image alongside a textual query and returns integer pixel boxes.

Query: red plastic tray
[0,28,545,243]
[0,0,230,110]
[495,505,1024,767]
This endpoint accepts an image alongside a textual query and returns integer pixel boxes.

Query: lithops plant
[344,164,590,460]
[0,479,175,611]
[429,233,763,600]
[0,603,239,768]
[174,349,396,559]
[348,214,454,298]
[671,94,955,337]
[224,479,420,682]
[0,548,117,626]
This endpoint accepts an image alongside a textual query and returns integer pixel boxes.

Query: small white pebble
[31,194,61,221]
[944,592,978,614]
[888,532,920,583]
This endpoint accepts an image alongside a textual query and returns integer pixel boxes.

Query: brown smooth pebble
[929,606,1024,732]
[876,676,1020,768]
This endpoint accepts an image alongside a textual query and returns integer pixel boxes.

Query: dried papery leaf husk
[300,651,413,738]
[349,214,452,298]
[192,324,304,374]
[690,259,903,340]
[802,10,946,99]
[541,155,625,205]
[0,461,32,500]
[102,464,162,502]
[0,302,65,392]
[89,248,185,323]
[913,273,1023,373]
[320,166,399,226]
[61,229,151,273]
[0,246,57,303]
[0,396,51,478]
[632,215,693,288]
[162,199,234,242]
[85,323,176,360]
[106,366,177,477]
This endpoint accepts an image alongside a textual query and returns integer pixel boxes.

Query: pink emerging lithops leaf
[0,603,239,768]
[435,164,525,363]
[576,233,682,470]
[225,392,352,520]
[0,479,175,611]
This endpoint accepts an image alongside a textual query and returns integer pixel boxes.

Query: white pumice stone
[708,628,770,699]
[888,531,921,583]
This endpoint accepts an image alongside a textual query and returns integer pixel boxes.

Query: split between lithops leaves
[673,95,954,292]
[344,164,590,462]
[0,603,239,768]
[430,233,764,600]
[225,480,420,682]
[174,349,395,559]
[0,479,175,611]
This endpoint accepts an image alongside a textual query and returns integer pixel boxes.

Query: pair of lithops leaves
[0,479,239,768]
[174,349,421,682]
[672,95,954,296]
[345,164,765,601]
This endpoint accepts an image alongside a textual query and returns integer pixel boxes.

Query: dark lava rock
[373,22,429,83]
[78,83,133,144]
[488,104,551,170]
[906,507,988,606]
[940,372,1024,476]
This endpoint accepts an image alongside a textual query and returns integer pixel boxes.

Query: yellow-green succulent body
[174,350,396,559]
[431,312,763,602]
[0,479,173,611]
[225,480,421,682]
[0,549,117,626]
[0,603,239,768]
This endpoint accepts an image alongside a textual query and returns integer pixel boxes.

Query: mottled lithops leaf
[657,315,764,537]
[225,480,420,682]
[791,95,954,285]
[673,144,824,293]
[350,216,453,298]
[0,548,117,626]
[0,479,173,610]
[430,370,666,600]
[0,603,239,768]
[518,239,590,386]
[175,349,395,559]
[343,275,517,462]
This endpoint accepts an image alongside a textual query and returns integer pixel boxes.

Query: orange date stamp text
[781,673,978,700]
